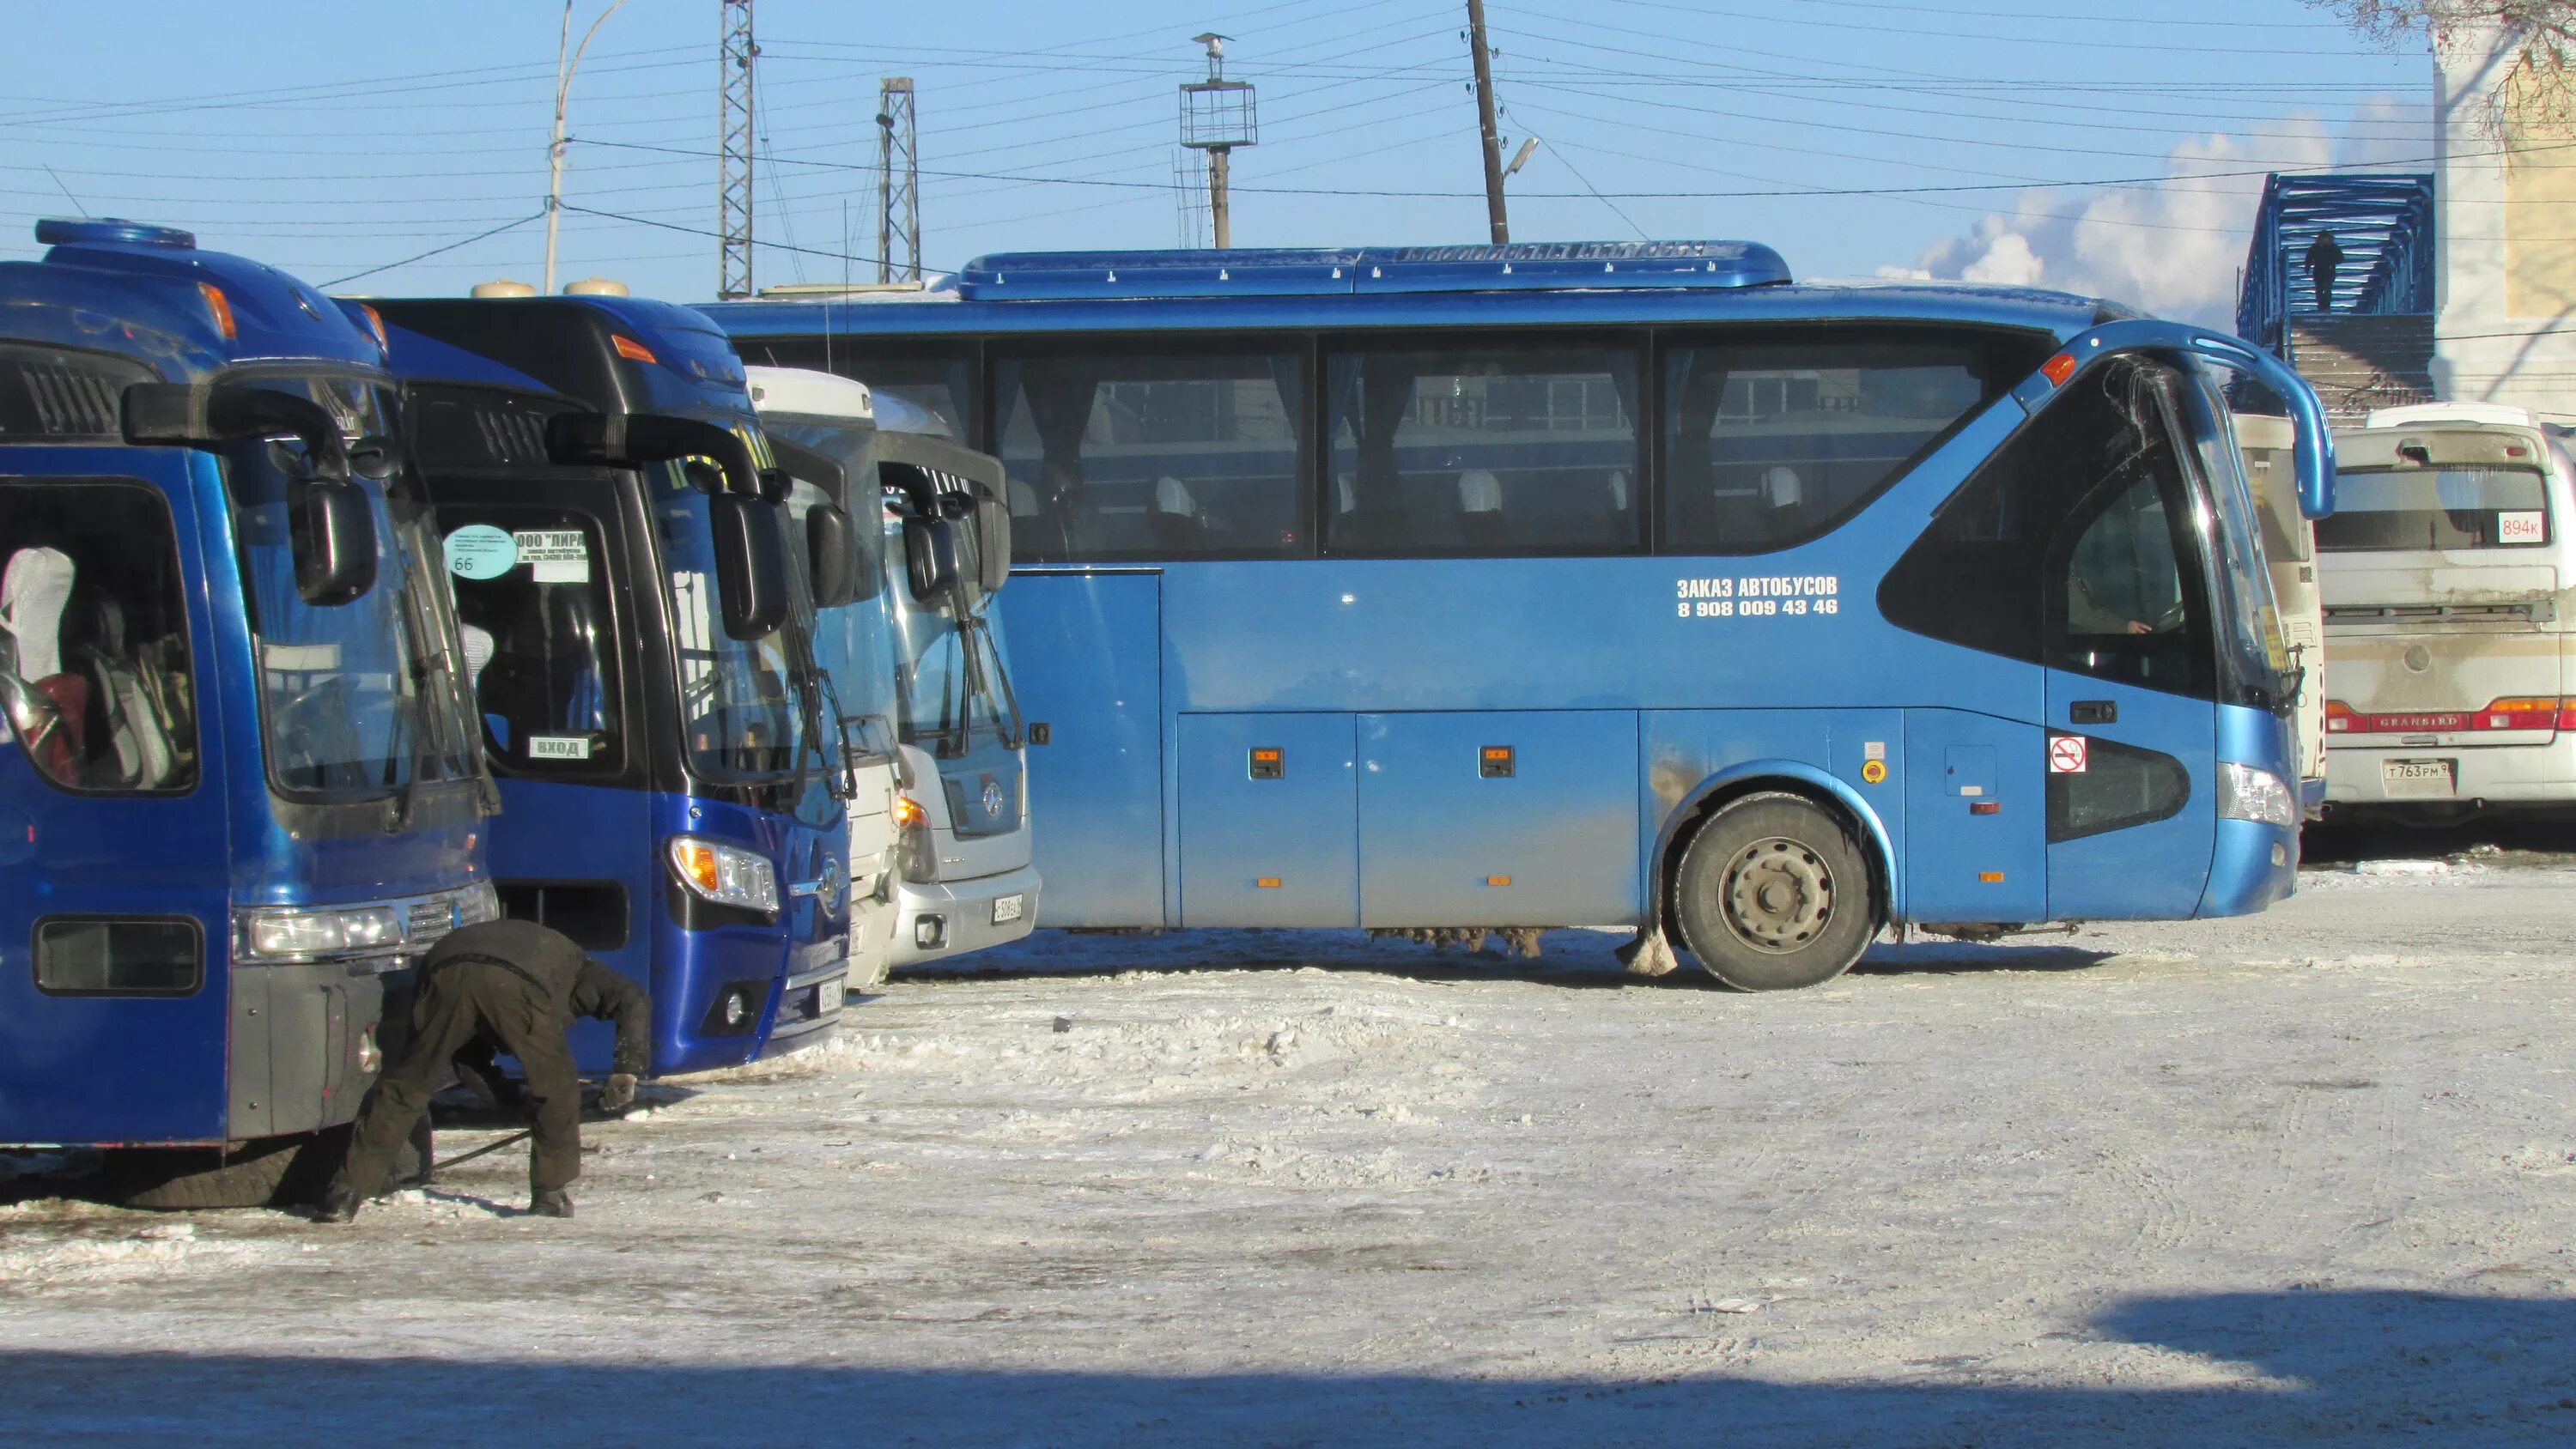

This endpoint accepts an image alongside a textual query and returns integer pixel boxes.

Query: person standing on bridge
[317,919,650,1223]
[2306,230,2345,313]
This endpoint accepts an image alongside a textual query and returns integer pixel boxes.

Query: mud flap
[1614,928,1680,977]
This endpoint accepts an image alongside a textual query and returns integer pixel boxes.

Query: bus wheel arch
[1650,767,1895,991]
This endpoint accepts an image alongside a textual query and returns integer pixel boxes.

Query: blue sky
[0,1,2427,321]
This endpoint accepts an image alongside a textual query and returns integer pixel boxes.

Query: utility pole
[1465,0,1509,244]
[1179,33,1256,249]
[545,0,629,295]
[717,0,757,300]
[876,77,920,284]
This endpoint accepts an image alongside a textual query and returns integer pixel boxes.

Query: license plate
[991,893,1025,925]
[817,976,846,1016]
[2381,758,2457,799]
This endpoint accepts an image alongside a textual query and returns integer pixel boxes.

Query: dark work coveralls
[2307,230,2344,314]
[336,919,650,1200]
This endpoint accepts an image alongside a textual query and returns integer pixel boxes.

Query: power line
[321,212,546,288]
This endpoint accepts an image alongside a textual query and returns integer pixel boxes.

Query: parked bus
[2235,412,2328,813]
[708,242,2331,990]
[0,220,494,1205]
[373,294,858,1068]
[2317,402,2576,817]
[745,366,1037,983]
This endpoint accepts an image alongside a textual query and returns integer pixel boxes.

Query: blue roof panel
[953,240,1791,301]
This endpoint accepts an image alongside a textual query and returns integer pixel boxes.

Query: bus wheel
[1672,792,1877,991]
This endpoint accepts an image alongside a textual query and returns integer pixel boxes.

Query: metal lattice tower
[876,77,920,284]
[717,0,757,300]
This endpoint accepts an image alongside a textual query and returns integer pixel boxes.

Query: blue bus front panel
[1901,710,2049,924]
[1358,710,1639,927]
[2198,700,2300,918]
[998,571,1165,925]
[1176,712,1358,927]
[2044,670,2216,919]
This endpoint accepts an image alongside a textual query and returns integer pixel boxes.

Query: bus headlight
[238,905,404,961]
[2217,762,2297,830]
[668,836,781,913]
[458,879,501,926]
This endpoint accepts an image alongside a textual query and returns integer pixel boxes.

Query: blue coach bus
[371,294,856,1070]
[708,242,2331,990]
[0,220,494,1204]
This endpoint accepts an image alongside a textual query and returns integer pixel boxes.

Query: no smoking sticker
[2048,736,2088,774]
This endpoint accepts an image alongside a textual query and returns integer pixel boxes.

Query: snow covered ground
[3,866,2573,1445]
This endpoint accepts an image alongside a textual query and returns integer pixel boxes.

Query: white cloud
[1888,99,2421,326]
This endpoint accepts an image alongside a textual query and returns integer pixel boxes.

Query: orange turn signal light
[611,334,658,364]
[671,840,722,895]
[1978,870,2006,883]
[1256,876,1282,889]
[1485,875,1512,888]
[197,282,236,343]
[893,795,928,829]
[2040,353,2077,387]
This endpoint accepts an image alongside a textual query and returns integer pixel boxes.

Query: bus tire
[1671,791,1878,991]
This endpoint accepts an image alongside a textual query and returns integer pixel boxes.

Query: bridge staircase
[2235,173,2437,421]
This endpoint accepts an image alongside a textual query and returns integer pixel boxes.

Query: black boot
[529,1187,574,1219]
[313,1183,363,1224]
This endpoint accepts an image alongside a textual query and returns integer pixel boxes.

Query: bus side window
[993,349,1308,563]
[1661,333,2021,556]
[1324,343,1642,556]
[1879,358,2218,702]
[0,480,197,793]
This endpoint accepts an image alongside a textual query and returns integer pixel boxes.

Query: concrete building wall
[2436,21,2576,419]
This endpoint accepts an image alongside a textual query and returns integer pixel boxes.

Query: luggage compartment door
[1177,712,1357,927]
[1358,711,1639,928]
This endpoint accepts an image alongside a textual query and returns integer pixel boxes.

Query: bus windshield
[225,376,480,801]
[2180,380,2293,694]
[887,506,1017,755]
[2317,465,2550,551]
[648,464,809,781]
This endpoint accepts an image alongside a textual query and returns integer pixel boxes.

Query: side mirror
[292,476,380,606]
[347,436,398,481]
[709,494,790,639]
[805,502,860,609]
[970,483,1012,597]
[903,516,961,603]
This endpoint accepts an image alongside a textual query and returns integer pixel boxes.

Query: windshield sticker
[2499,510,2546,543]
[444,524,518,580]
[1674,573,1841,620]
[513,530,591,585]
[527,735,593,761]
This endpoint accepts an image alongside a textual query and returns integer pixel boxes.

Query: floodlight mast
[1180,33,1256,249]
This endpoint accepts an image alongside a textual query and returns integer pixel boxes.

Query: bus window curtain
[1338,361,1417,548]
[1019,365,1097,559]
[1670,352,1729,543]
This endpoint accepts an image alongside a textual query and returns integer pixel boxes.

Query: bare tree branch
[2311,1,2576,141]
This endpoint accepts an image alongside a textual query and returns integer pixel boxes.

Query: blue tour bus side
[0,220,495,1201]
[708,242,2330,990]
[373,294,853,1073]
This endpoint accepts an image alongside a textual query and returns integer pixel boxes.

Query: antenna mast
[1180,33,1256,250]
[876,77,920,283]
[717,0,757,300]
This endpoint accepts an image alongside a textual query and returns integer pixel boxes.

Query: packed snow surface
[3,869,2573,1444]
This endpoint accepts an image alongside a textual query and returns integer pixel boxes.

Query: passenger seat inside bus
[1456,470,1507,549]
[1150,474,1206,552]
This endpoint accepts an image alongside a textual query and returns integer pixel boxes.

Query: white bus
[2318,402,2576,815]
[749,367,1038,983]
[2236,414,2326,813]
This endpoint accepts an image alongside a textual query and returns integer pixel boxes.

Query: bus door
[428,490,652,986]
[0,454,230,1144]
[2033,359,2223,918]
[997,569,1165,925]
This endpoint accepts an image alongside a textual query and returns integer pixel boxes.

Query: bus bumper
[2324,735,2576,809]
[886,863,1041,970]
[2197,816,2300,918]
[756,957,851,1058]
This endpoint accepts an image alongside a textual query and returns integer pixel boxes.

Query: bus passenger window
[1324,344,1642,555]
[1662,335,2022,555]
[0,482,196,793]
[991,349,1308,562]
